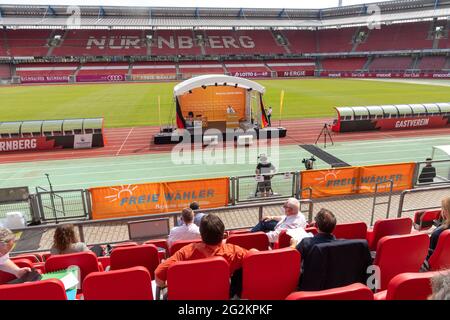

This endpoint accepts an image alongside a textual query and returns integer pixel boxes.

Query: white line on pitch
[115,127,134,156]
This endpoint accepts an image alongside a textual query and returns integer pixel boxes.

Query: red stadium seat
[241,248,301,300]
[333,222,367,240]
[83,266,153,300]
[0,279,67,300]
[274,229,292,249]
[226,231,270,251]
[144,239,169,260]
[169,239,202,256]
[11,253,41,263]
[374,272,439,300]
[166,257,230,300]
[286,283,374,300]
[0,258,33,284]
[110,244,160,279]
[374,233,429,291]
[110,241,138,249]
[45,251,101,287]
[413,209,441,231]
[428,229,450,271]
[366,217,413,251]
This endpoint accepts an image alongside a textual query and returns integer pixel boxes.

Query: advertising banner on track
[20,76,70,84]
[132,74,177,81]
[0,137,56,153]
[74,134,93,149]
[300,162,415,199]
[231,71,270,78]
[76,74,126,82]
[277,70,314,77]
[319,71,450,79]
[89,177,229,220]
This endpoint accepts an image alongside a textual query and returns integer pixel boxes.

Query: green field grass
[1,78,450,128]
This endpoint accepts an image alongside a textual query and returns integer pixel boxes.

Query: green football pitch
[1,78,450,128]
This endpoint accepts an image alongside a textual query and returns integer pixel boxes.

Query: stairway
[362,56,373,71]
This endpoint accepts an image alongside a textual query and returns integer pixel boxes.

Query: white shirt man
[263,198,307,243]
[168,208,201,247]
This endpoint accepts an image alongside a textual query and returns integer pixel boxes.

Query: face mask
[0,252,10,265]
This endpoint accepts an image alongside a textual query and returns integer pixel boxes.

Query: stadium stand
[0,64,11,79]
[131,61,177,79]
[317,28,356,53]
[15,63,78,78]
[265,59,316,72]
[368,56,413,71]
[356,22,434,52]
[320,57,367,71]
[178,61,225,77]
[281,30,317,54]
[77,62,129,76]
[225,62,271,76]
[6,29,51,57]
[418,56,448,71]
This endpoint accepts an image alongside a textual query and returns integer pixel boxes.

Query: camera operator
[255,154,276,197]
[302,156,316,170]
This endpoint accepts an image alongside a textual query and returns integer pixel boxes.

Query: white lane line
[115,127,134,156]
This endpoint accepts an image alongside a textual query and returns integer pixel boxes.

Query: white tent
[173,74,265,97]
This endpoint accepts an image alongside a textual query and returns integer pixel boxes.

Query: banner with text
[300,163,415,199]
[76,74,126,83]
[89,177,229,220]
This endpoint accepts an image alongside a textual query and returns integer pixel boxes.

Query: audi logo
[106,75,124,81]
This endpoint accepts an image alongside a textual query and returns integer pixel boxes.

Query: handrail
[397,184,450,218]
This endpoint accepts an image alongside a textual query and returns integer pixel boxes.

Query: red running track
[1,118,450,164]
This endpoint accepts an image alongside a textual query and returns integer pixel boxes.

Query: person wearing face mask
[0,227,31,278]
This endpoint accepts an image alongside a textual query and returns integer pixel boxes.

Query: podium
[226,113,240,129]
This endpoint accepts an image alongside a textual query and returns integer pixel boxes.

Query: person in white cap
[255,154,276,197]
[0,227,31,278]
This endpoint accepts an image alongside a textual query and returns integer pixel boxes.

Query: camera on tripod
[302,156,316,170]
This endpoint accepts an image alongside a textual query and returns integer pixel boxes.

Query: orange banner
[300,163,415,199]
[89,177,229,220]
[178,86,246,121]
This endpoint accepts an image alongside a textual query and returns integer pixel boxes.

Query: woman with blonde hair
[50,224,89,255]
[426,197,450,261]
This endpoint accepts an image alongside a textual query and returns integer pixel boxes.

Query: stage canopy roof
[173,75,265,97]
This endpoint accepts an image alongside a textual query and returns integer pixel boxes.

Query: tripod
[314,123,334,148]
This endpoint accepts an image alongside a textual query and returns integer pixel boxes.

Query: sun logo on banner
[314,169,341,185]
[104,185,138,202]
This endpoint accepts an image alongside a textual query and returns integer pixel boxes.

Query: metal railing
[397,184,450,218]
[35,189,90,222]
[9,199,313,255]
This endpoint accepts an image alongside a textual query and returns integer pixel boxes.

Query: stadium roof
[0,0,449,29]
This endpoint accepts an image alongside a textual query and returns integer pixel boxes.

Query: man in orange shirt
[155,214,253,296]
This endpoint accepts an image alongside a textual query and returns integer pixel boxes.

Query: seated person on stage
[186,112,195,128]
[168,208,201,247]
[51,224,89,255]
[0,227,31,278]
[290,208,337,264]
[255,154,276,197]
[418,158,436,184]
[250,197,307,244]
[155,214,255,297]
[226,105,236,114]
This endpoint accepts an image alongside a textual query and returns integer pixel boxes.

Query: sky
[0,0,392,9]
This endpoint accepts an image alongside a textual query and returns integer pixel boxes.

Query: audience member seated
[251,197,307,244]
[186,112,194,128]
[0,227,31,279]
[423,197,450,269]
[155,214,254,297]
[429,270,450,300]
[50,224,89,255]
[177,201,206,227]
[168,208,201,247]
[291,209,372,291]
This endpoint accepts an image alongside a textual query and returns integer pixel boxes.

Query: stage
[154,127,287,144]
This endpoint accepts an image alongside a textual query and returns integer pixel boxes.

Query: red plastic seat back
[369,217,412,251]
[226,232,270,251]
[385,272,438,300]
[83,266,153,300]
[144,239,168,251]
[11,254,41,263]
[374,233,429,291]
[277,230,291,248]
[429,229,450,271]
[167,257,230,300]
[0,259,33,284]
[414,210,441,231]
[333,222,367,240]
[241,248,301,300]
[0,279,67,300]
[110,241,138,249]
[110,244,159,279]
[286,283,374,300]
[169,239,202,256]
[45,251,100,286]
